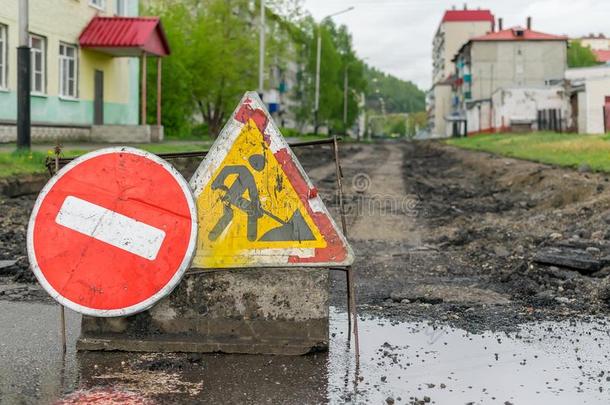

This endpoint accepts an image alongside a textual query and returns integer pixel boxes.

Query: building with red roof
[451,22,568,136]
[470,27,567,42]
[429,6,495,137]
[0,1,169,143]
[441,9,495,24]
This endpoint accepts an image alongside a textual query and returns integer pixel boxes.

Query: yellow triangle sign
[189,92,354,269]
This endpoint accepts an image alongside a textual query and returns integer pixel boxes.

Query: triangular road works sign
[189,92,354,269]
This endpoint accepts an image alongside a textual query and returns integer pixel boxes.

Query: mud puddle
[331,311,610,404]
[1,301,609,404]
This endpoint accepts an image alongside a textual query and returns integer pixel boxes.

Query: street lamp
[258,0,265,98]
[314,6,354,134]
[344,57,368,132]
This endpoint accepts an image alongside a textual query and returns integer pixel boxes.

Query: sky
[301,0,610,90]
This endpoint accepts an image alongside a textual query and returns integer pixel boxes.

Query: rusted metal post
[348,266,360,367]
[54,144,67,354]
[332,135,347,237]
[332,135,359,364]
[157,57,162,126]
[141,52,147,125]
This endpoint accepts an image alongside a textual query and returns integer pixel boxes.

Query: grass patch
[0,150,49,178]
[446,132,610,172]
[0,134,335,179]
[0,142,212,178]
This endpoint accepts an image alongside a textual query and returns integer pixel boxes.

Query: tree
[365,67,425,114]
[294,18,366,134]
[145,0,368,137]
[145,0,259,137]
[568,40,600,68]
[145,4,193,137]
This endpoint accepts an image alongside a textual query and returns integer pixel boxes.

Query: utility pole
[313,6,354,134]
[343,67,348,130]
[314,28,321,133]
[258,0,265,99]
[17,0,30,150]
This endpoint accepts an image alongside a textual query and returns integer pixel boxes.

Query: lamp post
[343,57,368,133]
[258,0,265,98]
[17,0,30,150]
[313,6,354,134]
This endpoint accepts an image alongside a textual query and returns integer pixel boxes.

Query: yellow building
[0,0,169,143]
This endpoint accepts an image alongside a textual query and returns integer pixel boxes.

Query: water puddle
[329,311,610,404]
[0,301,609,404]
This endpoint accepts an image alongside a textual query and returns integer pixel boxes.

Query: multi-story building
[452,22,567,135]
[428,6,494,137]
[579,34,610,64]
[0,0,169,143]
[580,34,610,51]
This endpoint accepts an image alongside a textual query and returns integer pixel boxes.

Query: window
[116,0,128,16]
[89,0,105,10]
[0,24,7,89]
[29,34,46,94]
[59,43,77,98]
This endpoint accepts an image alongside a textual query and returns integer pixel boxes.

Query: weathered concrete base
[78,268,329,355]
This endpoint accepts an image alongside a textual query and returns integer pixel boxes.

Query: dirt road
[309,141,610,331]
[3,141,610,327]
[2,141,610,403]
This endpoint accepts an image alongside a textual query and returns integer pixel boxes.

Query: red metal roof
[79,17,170,57]
[593,50,610,63]
[471,27,568,42]
[441,9,494,24]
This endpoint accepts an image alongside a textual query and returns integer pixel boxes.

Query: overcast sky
[301,0,609,90]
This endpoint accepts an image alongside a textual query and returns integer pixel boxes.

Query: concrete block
[0,124,163,144]
[91,125,152,143]
[77,268,330,355]
[150,125,164,143]
[0,174,49,197]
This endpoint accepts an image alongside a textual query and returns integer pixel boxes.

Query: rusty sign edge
[189,91,355,269]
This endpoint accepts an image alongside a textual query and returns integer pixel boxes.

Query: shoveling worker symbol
[209,153,316,242]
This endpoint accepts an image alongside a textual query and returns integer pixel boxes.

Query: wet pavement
[1,301,609,404]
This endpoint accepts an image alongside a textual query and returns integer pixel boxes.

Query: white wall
[566,66,610,134]
[431,83,452,137]
[491,87,569,130]
[584,77,610,134]
[465,100,492,134]
[578,91,587,133]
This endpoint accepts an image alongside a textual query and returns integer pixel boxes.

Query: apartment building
[428,6,494,137]
[452,23,567,135]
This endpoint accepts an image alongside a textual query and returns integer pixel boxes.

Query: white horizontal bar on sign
[55,196,166,261]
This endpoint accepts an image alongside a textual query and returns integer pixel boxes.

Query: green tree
[144,3,194,137]
[568,40,600,68]
[295,17,366,134]
[407,111,427,137]
[145,0,367,137]
[145,0,259,137]
[365,67,425,114]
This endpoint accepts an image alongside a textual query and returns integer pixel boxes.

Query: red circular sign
[27,148,197,317]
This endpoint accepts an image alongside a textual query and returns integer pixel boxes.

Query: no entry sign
[27,147,197,317]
